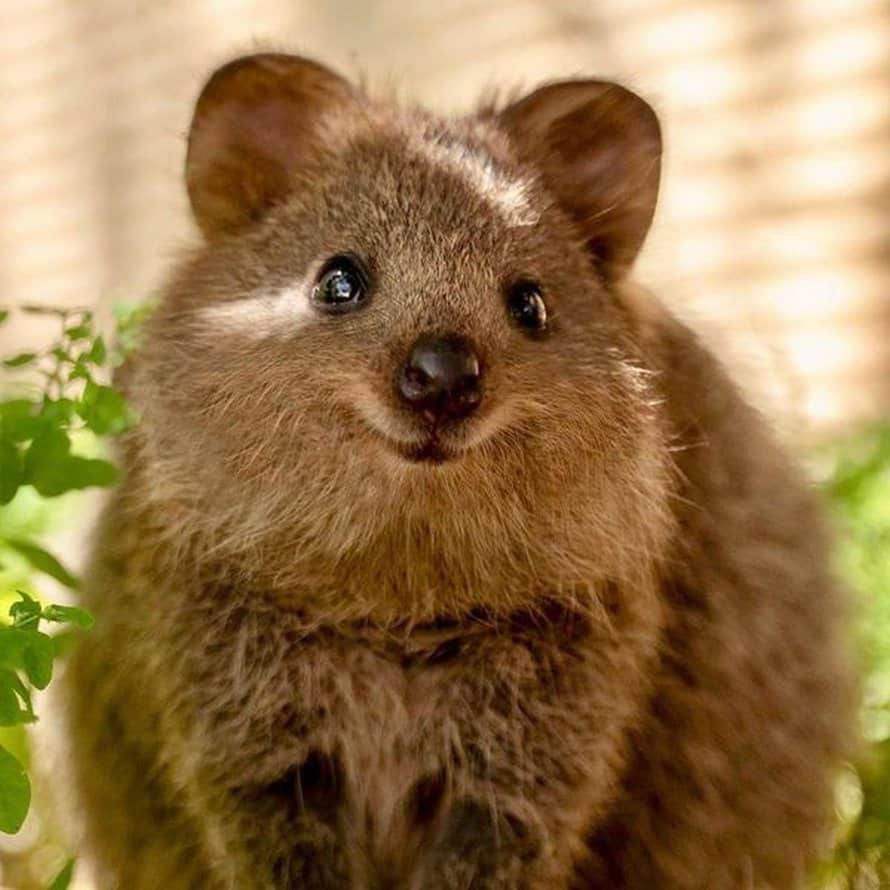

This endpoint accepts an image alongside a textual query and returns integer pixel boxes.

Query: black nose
[398,334,482,422]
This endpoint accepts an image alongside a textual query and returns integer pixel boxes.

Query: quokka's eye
[313,255,369,312]
[506,281,548,333]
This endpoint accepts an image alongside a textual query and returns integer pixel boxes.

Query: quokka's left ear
[499,80,662,281]
[186,53,360,239]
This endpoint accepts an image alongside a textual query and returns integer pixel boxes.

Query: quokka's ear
[186,53,359,239]
[499,80,661,281]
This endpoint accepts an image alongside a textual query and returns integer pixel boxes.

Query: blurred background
[0,1,888,888]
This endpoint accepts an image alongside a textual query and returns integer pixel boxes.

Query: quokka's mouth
[396,436,453,464]
[353,404,476,466]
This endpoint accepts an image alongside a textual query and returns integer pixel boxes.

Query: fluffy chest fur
[128,585,658,882]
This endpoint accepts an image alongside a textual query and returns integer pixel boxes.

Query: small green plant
[0,592,92,831]
[0,304,142,888]
[813,422,890,887]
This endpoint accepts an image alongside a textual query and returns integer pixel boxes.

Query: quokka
[66,53,851,889]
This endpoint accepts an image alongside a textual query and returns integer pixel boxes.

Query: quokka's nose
[398,334,482,422]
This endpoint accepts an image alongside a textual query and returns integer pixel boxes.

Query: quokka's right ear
[186,53,359,239]
[499,80,661,282]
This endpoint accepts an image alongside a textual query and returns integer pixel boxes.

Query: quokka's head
[131,54,674,610]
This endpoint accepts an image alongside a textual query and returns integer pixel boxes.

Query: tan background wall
[2,0,889,437]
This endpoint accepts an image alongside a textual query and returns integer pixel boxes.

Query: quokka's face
[157,129,644,467]
[132,55,670,574]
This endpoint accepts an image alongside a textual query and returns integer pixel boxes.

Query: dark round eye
[313,255,369,312]
[506,281,548,333]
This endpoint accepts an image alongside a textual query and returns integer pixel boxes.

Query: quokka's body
[67,55,851,889]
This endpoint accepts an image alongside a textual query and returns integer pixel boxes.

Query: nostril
[400,364,433,402]
[453,376,481,412]
[460,374,481,395]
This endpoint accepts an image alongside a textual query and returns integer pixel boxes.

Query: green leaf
[87,336,106,365]
[6,671,33,720]
[71,456,119,488]
[20,305,66,317]
[64,324,91,341]
[23,427,118,496]
[0,310,8,325]
[23,633,53,690]
[0,439,22,505]
[0,744,30,833]
[0,629,30,673]
[48,860,75,890]
[78,381,131,435]
[42,605,94,629]
[2,353,37,369]
[68,359,92,382]
[0,670,32,724]
[9,591,41,630]
[23,428,71,496]
[3,540,81,590]
[39,398,76,425]
[0,400,42,442]
[0,677,20,726]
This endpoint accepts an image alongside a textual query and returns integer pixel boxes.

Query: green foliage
[47,860,74,890]
[0,592,93,833]
[0,307,133,509]
[813,422,890,887]
[0,745,29,834]
[3,541,80,591]
[0,305,136,887]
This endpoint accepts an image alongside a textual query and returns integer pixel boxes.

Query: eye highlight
[313,255,369,312]
[506,281,548,334]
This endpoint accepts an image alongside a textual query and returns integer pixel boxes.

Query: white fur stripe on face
[418,139,540,228]
[194,280,313,337]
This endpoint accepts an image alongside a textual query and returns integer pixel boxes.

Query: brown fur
[65,55,851,889]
